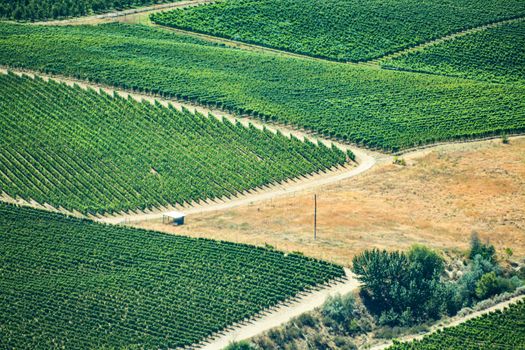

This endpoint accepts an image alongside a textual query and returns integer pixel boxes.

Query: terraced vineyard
[0,0,180,21]
[1,23,524,152]
[387,300,525,350]
[0,72,346,214]
[383,20,525,84]
[0,203,344,349]
[151,0,525,62]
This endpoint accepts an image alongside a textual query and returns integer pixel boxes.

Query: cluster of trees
[0,0,171,21]
[232,237,523,349]
[352,235,522,326]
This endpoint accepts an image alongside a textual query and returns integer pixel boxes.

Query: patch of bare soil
[137,137,525,266]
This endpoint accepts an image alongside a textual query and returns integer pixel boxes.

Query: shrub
[322,293,356,325]
[295,312,317,328]
[469,232,496,264]
[333,336,357,350]
[225,340,258,350]
[393,156,407,166]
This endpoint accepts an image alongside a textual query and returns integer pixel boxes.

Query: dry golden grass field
[138,137,525,266]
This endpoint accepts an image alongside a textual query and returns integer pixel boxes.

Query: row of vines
[151,0,525,62]
[388,300,525,349]
[0,72,347,214]
[0,203,345,349]
[0,0,179,21]
[0,23,523,152]
[383,20,525,84]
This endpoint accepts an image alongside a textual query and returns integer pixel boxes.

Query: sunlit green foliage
[0,73,345,214]
[151,0,525,62]
[384,20,525,83]
[0,0,179,21]
[387,300,525,349]
[1,23,523,151]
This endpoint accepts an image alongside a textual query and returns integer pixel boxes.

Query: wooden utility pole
[314,194,317,240]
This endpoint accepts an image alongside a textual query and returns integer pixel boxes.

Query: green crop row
[0,203,344,349]
[0,72,346,214]
[151,0,525,62]
[0,0,180,21]
[387,300,525,349]
[383,20,525,84]
[1,23,524,152]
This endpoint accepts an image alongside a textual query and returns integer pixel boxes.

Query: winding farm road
[197,268,360,350]
[0,68,384,224]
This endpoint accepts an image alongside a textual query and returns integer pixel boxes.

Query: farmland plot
[0,0,182,21]
[383,20,525,84]
[0,203,344,349]
[1,23,523,151]
[0,73,346,214]
[387,300,525,350]
[151,0,525,62]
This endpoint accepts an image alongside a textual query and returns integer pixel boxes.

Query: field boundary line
[28,0,215,26]
[193,268,360,350]
[369,294,525,350]
[153,15,525,67]
[151,24,332,63]
[369,15,525,65]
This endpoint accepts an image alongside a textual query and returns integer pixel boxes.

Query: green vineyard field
[0,0,179,21]
[1,23,524,152]
[387,300,525,350]
[151,0,525,62]
[383,20,525,84]
[0,203,345,349]
[0,73,346,214]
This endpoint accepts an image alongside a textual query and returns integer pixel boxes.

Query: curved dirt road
[0,68,383,224]
[197,268,360,350]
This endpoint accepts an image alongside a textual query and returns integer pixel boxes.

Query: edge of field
[369,294,525,350]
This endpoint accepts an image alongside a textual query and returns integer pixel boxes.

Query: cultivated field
[384,19,525,83]
[0,0,183,20]
[151,0,525,62]
[0,203,344,349]
[387,300,525,349]
[1,23,523,151]
[139,138,525,265]
[0,72,346,214]
[1,0,524,348]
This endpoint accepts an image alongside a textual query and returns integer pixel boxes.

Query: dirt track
[0,68,383,224]
[197,268,360,350]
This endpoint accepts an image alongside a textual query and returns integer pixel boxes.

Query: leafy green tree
[352,246,446,325]
[469,232,496,263]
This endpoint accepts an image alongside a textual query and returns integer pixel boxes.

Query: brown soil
[137,137,525,266]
